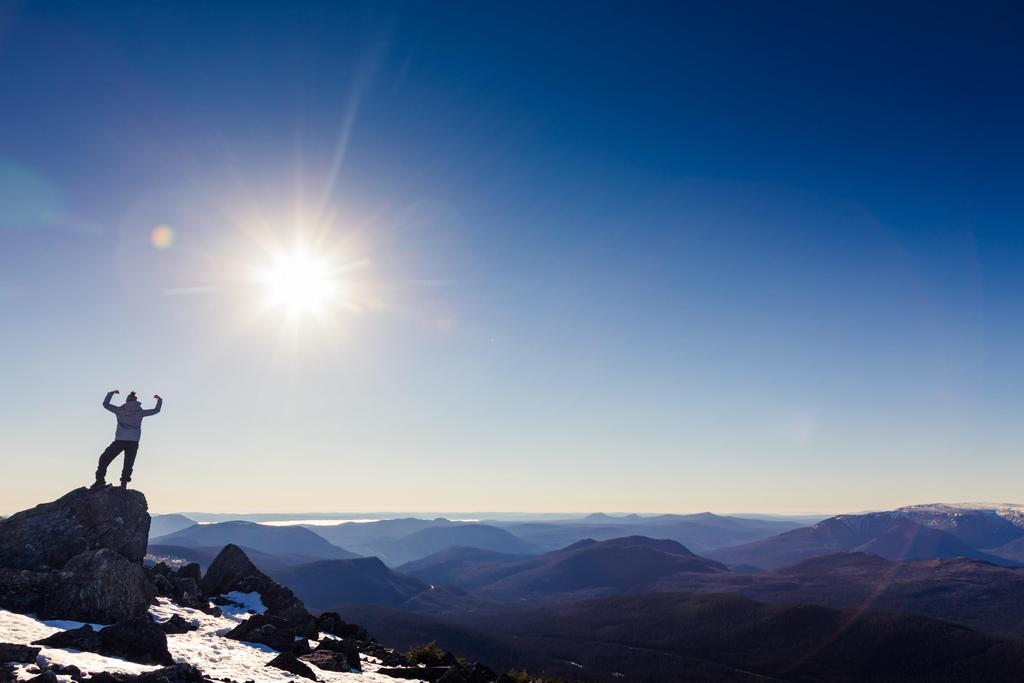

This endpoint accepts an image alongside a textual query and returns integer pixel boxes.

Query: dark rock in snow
[24,671,57,683]
[134,663,210,682]
[158,614,198,634]
[48,663,82,679]
[170,577,204,609]
[378,667,453,682]
[223,614,297,653]
[292,638,313,656]
[0,642,40,663]
[301,649,358,673]
[33,625,102,651]
[38,619,173,666]
[315,612,369,641]
[40,549,156,623]
[313,638,362,671]
[0,665,14,683]
[0,487,150,570]
[265,653,317,681]
[97,617,174,665]
[202,545,308,623]
[85,664,210,683]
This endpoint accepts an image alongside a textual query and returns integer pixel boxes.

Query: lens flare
[151,225,175,249]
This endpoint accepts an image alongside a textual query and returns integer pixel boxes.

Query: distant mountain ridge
[307,522,540,566]
[710,511,1019,569]
[151,521,359,561]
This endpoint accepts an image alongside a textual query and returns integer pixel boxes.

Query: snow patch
[2,600,422,683]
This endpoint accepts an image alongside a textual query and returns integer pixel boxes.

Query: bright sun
[259,247,338,316]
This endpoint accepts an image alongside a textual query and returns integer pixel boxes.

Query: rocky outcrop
[223,614,299,653]
[310,637,362,671]
[0,488,150,570]
[202,544,308,622]
[148,563,204,609]
[0,488,156,624]
[315,612,369,641]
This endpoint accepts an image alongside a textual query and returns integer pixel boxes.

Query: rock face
[0,487,150,570]
[0,488,155,624]
[41,549,156,623]
[202,544,308,622]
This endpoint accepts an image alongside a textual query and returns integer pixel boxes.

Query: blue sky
[2,1,1023,514]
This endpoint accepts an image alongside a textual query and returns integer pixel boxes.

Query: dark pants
[96,440,140,485]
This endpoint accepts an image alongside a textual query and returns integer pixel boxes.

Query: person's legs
[95,441,125,486]
[120,441,139,487]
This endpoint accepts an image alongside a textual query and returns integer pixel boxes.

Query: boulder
[301,649,357,673]
[24,671,57,683]
[134,663,209,683]
[40,549,156,623]
[47,664,82,680]
[33,625,101,651]
[0,488,150,571]
[223,614,297,653]
[313,638,362,671]
[315,612,369,641]
[0,643,40,663]
[265,653,317,681]
[202,545,308,623]
[170,577,204,609]
[158,614,197,635]
[36,619,171,666]
[377,667,453,682]
[97,617,173,665]
[83,664,209,683]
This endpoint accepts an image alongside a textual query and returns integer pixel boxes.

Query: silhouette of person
[93,390,163,489]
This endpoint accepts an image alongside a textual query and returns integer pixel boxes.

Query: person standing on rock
[92,389,163,489]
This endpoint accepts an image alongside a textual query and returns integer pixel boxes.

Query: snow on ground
[2,597,421,683]
[214,591,268,619]
[0,608,156,680]
[151,598,419,683]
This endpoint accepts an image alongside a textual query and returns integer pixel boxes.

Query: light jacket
[103,392,162,442]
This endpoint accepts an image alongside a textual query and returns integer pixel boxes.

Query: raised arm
[141,394,163,417]
[103,390,120,413]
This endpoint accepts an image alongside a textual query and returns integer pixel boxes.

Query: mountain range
[151,520,360,561]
